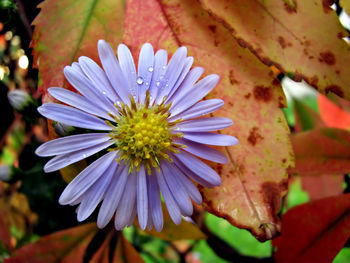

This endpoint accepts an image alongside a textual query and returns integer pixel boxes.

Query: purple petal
[98,40,131,104]
[175,150,221,186]
[148,172,163,231]
[36,133,110,157]
[97,164,129,228]
[137,165,148,230]
[48,87,114,121]
[175,117,233,132]
[149,49,167,104]
[168,162,202,204]
[167,67,203,106]
[127,204,137,227]
[137,43,154,103]
[183,132,238,146]
[161,161,193,216]
[59,151,117,205]
[177,138,228,164]
[172,157,214,188]
[115,171,137,230]
[155,47,187,104]
[156,167,182,225]
[38,103,112,131]
[44,140,114,173]
[166,56,193,101]
[117,44,137,102]
[76,160,118,221]
[169,99,224,121]
[63,66,117,112]
[170,74,219,116]
[78,56,120,103]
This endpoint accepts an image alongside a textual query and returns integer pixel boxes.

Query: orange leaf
[318,94,350,129]
[31,0,126,100]
[113,234,145,263]
[199,0,350,99]
[273,194,350,263]
[291,127,350,175]
[5,223,98,263]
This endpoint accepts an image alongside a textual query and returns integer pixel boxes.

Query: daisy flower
[36,40,238,231]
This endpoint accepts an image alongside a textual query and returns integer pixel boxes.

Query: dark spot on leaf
[247,127,264,146]
[214,39,219,47]
[304,40,311,46]
[208,25,216,33]
[229,70,240,85]
[282,158,287,163]
[325,85,344,97]
[272,78,280,86]
[260,182,282,221]
[336,70,340,75]
[284,2,297,13]
[253,86,272,102]
[244,93,251,99]
[319,51,336,65]
[278,36,287,49]
[278,96,285,108]
[310,75,319,87]
[322,0,334,13]
[216,163,223,175]
[228,101,233,107]
[338,32,345,39]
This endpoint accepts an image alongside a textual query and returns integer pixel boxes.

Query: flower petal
[36,133,110,157]
[117,44,137,101]
[98,40,131,104]
[177,138,228,164]
[155,47,187,104]
[59,151,117,205]
[161,161,193,216]
[44,140,114,173]
[183,132,238,146]
[137,165,148,230]
[167,56,193,101]
[170,74,219,116]
[156,166,182,225]
[97,164,129,228]
[172,157,214,188]
[76,160,118,222]
[167,67,203,106]
[137,43,154,103]
[148,172,163,231]
[64,65,117,112]
[175,150,221,186]
[38,103,113,131]
[149,49,167,104]
[168,161,202,204]
[169,99,224,121]
[78,56,120,103]
[48,87,114,121]
[175,117,233,132]
[115,171,137,230]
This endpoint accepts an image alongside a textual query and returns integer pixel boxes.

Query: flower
[36,40,238,231]
[8,89,33,111]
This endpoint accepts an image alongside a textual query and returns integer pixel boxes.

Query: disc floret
[109,91,183,173]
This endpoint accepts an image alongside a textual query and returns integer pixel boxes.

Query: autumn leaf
[31,0,126,101]
[199,0,350,99]
[273,194,350,263]
[113,234,145,263]
[5,223,98,263]
[318,93,350,129]
[340,0,350,14]
[291,127,350,175]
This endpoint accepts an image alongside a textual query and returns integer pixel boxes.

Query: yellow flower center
[108,91,184,173]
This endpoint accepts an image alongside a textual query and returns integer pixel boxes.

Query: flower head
[36,40,238,231]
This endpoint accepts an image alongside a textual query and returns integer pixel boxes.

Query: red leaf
[291,127,350,175]
[5,223,98,263]
[301,174,344,200]
[273,194,350,263]
[318,94,350,129]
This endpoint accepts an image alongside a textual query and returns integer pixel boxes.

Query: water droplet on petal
[162,65,166,70]
[156,81,160,87]
[146,82,149,86]
[136,76,144,85]
[148,66,154,72]
[102,91,107,95]
[83,154,87,158]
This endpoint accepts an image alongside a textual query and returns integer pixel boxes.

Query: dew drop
[162,65,166,70]
[136,76,144,85]
[102,91,107,95]
[83,154,87,158]
[156,81,160,87]
[148,66,154,72]
[146,82,149,86]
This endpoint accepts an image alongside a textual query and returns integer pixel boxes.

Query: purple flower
[36,40,238,231]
